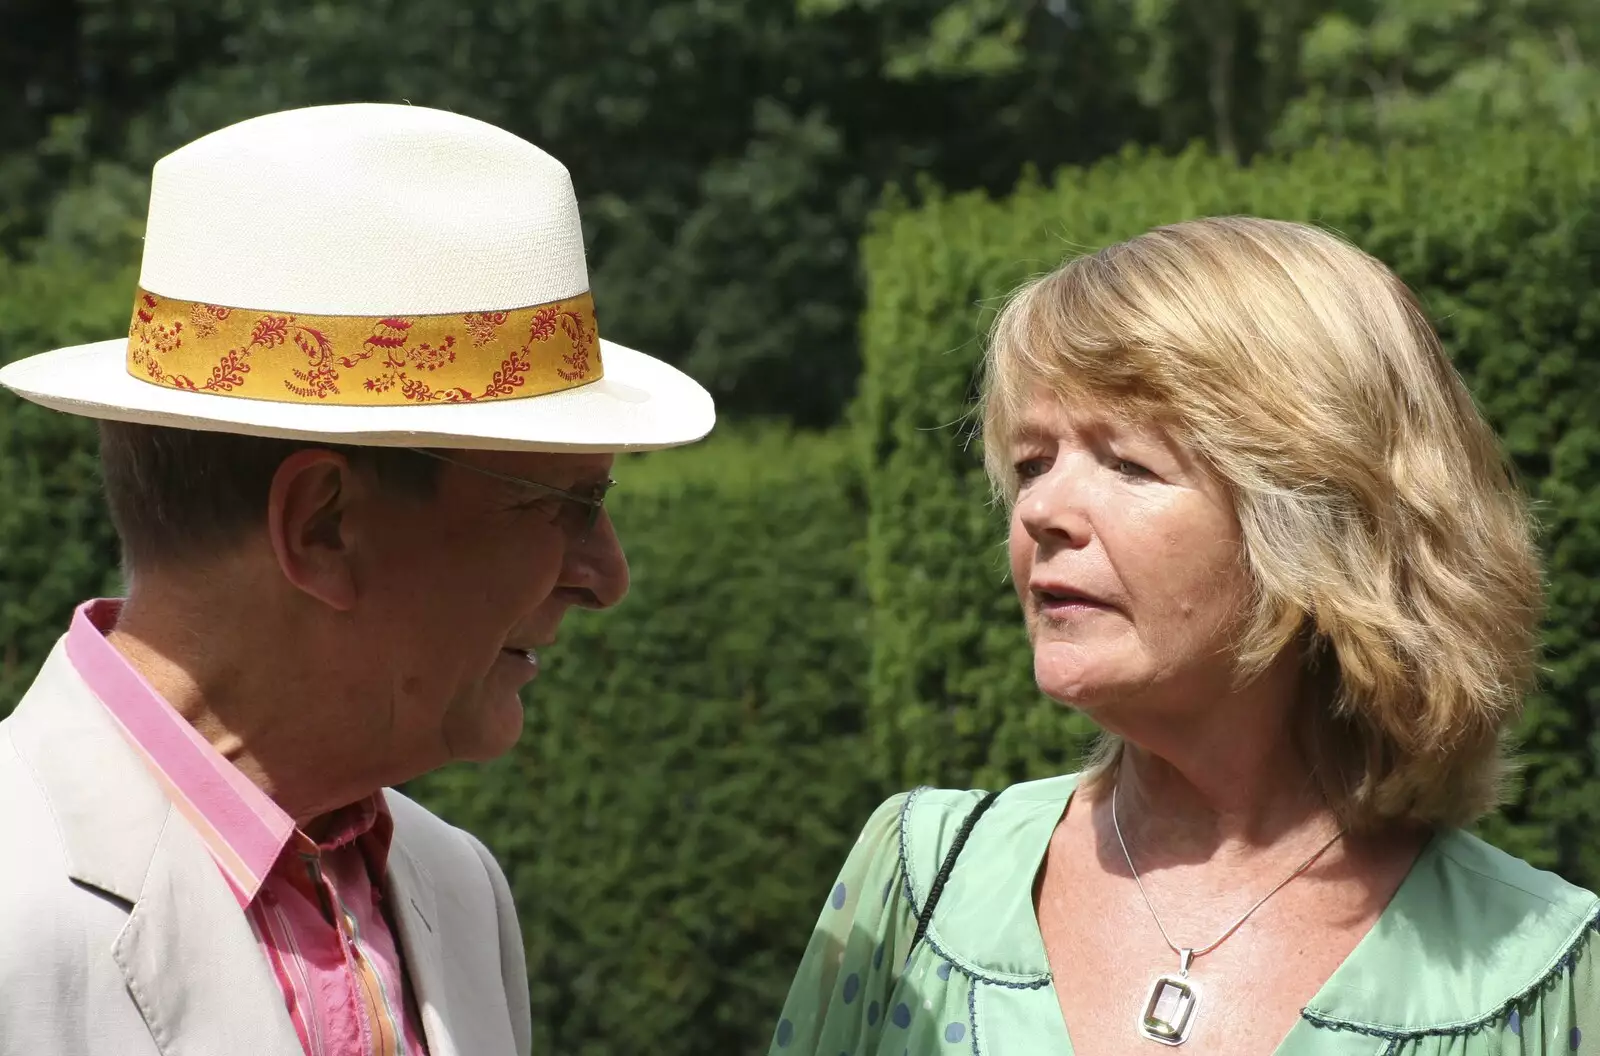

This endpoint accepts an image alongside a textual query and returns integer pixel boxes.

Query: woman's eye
[1112,458,1153,479]
[1014,457,1049,480]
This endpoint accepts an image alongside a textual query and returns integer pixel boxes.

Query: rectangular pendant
[1139,973,1198,1046]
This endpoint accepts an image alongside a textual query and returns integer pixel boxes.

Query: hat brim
[0,337,714,453]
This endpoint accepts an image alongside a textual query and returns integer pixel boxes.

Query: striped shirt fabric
[66,599,430,1056]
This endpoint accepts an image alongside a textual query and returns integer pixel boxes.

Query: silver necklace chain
[1110,780,1346,965]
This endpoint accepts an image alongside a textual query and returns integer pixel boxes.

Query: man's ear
[266,449,359,611]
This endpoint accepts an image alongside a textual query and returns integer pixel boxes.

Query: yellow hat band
[126,289,603,406]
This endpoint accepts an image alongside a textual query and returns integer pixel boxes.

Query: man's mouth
[502,647,540,671]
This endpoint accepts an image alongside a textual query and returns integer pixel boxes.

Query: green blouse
[769,774,1600,1055]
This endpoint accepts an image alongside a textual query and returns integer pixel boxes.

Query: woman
[769,217,1599,1054]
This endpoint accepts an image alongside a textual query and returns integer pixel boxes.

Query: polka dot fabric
[768,794,977,1054]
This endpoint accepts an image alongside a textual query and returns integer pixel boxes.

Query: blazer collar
[10,638,177,903]
[9,638,303,1055]
[384,815,460,1056]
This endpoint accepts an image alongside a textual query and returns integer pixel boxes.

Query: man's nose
[562,510,630,609]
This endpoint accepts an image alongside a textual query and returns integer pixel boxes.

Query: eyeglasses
[404,448,616,539]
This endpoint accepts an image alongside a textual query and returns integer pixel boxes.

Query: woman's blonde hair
[982,216,1542,832]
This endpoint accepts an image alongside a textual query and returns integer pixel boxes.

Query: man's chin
[463,710,526,763]
[442,686,529,763]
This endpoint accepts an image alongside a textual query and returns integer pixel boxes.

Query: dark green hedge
[858,131,1600,885]
[0,246,133,706]
[406,425,878,1056]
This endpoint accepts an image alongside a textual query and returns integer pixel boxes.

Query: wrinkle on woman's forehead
[1015,381,1169,431]
[1017,391,1185,454]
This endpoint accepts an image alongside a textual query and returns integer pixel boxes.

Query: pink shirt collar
[65,598,386,905]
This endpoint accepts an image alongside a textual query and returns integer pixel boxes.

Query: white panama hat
[0,102,715,452]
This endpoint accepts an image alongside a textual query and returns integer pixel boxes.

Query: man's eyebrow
[569,466,616,487]
[525,470,613,498]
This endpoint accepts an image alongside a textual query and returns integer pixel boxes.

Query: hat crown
[139,103,588,316]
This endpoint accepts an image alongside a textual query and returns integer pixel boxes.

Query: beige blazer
[0,640,532,1056]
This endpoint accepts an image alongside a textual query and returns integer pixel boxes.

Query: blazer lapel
[387,833,459,1056]
[8,641,302,1056]
[112,813,305,1055]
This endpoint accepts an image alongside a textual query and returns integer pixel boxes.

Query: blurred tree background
[3,1,1599,1052]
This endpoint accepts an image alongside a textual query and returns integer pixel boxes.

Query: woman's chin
[1041,685,1115,715]
[1033,629,1160,696]
[1036,655,1123,711]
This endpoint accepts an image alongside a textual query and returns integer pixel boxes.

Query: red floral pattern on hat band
[126,289,602,405]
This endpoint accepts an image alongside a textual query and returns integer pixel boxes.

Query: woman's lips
[1032,589,1114,619]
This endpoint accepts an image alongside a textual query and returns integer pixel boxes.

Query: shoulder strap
[910,789,1001,951]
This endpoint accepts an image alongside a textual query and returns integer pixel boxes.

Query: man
[0,102,714,1055]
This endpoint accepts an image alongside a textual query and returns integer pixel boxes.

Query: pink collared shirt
[66,599,430,1056]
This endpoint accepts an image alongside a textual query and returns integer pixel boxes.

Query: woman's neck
[1090,650,1340,865]
[1106,744,1332,867]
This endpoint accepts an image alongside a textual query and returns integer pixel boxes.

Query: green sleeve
[768,793,914,1055]
[1461,922,1600,1055]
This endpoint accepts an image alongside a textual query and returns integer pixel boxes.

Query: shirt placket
[302,850,389,1056]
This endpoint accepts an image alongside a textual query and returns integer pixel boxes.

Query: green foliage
[799,0,1033,79]
[406,425,878,1056]
[1107,0,1321,159]
[859,129,1600,885]
[1279,0,1600,145]
[0,234,138,709]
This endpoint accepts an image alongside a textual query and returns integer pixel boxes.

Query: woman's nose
[1017,460,1094,549]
